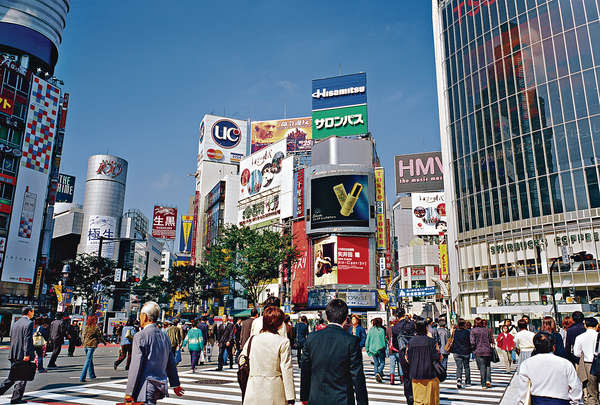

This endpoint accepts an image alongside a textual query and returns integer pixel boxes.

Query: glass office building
[433,0,600,316]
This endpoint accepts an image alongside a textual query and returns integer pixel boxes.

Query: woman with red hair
[80,316,105,382]
[240,306,295,405]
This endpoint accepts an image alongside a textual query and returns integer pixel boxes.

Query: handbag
[491,347,500,363]
[590,333,600,376]
[237,336,254,398]
[8,360,36,381]
[33,328,46,348]
[125,327,133,340]
[433,359,447,382]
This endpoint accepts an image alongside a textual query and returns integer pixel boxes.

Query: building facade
[433,0,600,316]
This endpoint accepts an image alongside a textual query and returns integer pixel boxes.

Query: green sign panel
[312,104,368,139]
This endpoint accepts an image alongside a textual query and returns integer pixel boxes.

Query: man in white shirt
[250,296,286,338]
[514,318,536,373]
[519,331,582,404]
[573,317,599,405]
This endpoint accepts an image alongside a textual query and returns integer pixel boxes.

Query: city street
[0,344,514,404]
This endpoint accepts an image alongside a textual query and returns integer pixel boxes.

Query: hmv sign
[394,152,444,193]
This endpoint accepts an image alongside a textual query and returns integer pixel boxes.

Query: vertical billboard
[310,174,370,229]
[291,220,309,305]
[411,192,447,235]
[198,114,248,164]
[56,174,75,203]
[295,168,304,218]
[374,167,386,250]
[313,235,370,286]
[239,139,286,199]
[179,215,193,253]
[152,206,177,239]
[85,215,117,259]
[190,192,199,265]
[251,117,312,153]
[3,77,60,284]
[394,152,444,193]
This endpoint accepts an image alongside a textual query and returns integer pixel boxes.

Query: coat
[250,316,287,338]
[49,319,66,344]
[125,323,180,402]
[83,325,105,348]
[242,332,295,405]
[217,322,235,346]
[365,326,386,356]
[10,316,34,362]
[294,322,309,348]
[300,324,368,405]
[470,327,493,357]
[496,332,515,351]
[348,325,367,348]
[240,318,255,349]
[182,328,204,352]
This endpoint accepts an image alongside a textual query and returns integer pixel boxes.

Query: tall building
[433,0,600,317]
[0,0,70,315]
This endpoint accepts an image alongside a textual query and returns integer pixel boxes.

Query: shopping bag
[200,350,205,363]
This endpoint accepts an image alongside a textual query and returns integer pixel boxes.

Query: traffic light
[572,251,593,262]
[128,276,140,283]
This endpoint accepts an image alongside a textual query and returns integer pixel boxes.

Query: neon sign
[453,0,496,24]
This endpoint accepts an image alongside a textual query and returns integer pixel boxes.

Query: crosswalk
[0,357,514,404]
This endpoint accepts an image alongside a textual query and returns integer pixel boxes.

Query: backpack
[396,320,413,352]
[33,327,46,348]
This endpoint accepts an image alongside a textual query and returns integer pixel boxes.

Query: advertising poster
[56,173,75,203]
[85,215,117,259]
[395,152,444,193]
[412,192,446,235]
[295,168,304,218]
[190,191,199,265]
[312,104,368,140]
[179,215,193,253]
[440,243,448,277]
[199,114,248,165]
[239,139,286,198]
[291,220,309,304]
[374,167,386,250]
[251,117,312,153]
[152,206,177,239]
[311,174,369,229]
[312,72,367,111]
[313,235,369,286]
[2,77,59,284]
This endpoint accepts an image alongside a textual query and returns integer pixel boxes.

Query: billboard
[3,77,60,284]
[291,220,309,305]
[411,192,446,235]
[310,174,369,229]
[85,215,117,259]
[190,191,199,265]
[205,181,223,210]
[238,193,280,227]
[198,114,248,165]
[374,167,386,250]
[307,289,376,309]
[179,215,193,253]
[312,104,368,140]
[395,152,444,193]
[152,206,177,239]
[251,117,313,153]
[295,168,304,218]
[239,139,286,198]
[56,173,75,203]
[312,72,367,111]
[314,235,370,286]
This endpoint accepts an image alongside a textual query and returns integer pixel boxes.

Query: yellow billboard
[440,243,448,277]
[251,117,312,153]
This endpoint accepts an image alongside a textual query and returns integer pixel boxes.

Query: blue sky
[54,1,440,233]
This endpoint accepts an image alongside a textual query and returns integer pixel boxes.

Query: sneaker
[80,379,86,382]
[375,373,383,383]
[113,362,117,371]
[486,382,492,388]
[482,386,488,390]
[456,379,462,389]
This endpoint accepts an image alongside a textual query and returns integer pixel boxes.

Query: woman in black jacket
[406,319,441,404]
[450,318,472,389]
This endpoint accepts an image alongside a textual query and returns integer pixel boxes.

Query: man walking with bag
[0,306,35,404]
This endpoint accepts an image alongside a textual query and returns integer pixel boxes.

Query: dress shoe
[390,374,395,385]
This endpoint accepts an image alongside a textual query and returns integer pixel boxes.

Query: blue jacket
[295,322,309,347]
[120,326,136,345]
[349,325,367,348]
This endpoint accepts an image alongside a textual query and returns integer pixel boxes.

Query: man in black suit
[0,306,35,404]
[215,314,235,370]
[47,313,66,368]
[300,299,368,405]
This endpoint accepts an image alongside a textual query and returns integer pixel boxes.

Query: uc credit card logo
[212,119,242,149]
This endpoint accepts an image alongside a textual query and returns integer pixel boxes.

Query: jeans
[35,346,44,371]
[372,348,386,377]
[454,354,471,384]
[400,348,413,404]
[475,355,492,387]
[80,347,96,381]
[388,351,403,376]
[115,344,132,369]
[190,350,200,370]
[441,353,449,370]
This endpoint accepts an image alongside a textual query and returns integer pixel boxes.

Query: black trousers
[68,340,76,356]
[0,362,27,402]
[399,348,413,405]
[48,341,61,366]
[218,344,233,369]
[115,344,133,369]
[296,345,303,364]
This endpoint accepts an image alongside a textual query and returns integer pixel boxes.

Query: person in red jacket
[496,325,516,373]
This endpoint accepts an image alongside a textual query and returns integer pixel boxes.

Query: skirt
[412,378,440,405]
[518,350,533,373]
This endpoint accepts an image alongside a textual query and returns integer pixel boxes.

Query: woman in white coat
[241,306,295,405]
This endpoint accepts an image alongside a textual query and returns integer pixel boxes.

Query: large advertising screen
[179,215,193,253]
[56,173,75,203]
[251,117,312,153]
[239,139,286,199]
[291,220,309,305]
[313,235,370,286]
[152,206,177,239]
[312,104,368,140]
[85,215,117,259]
[395,152,444,193]
[2,77,60,284]
[411,192,446,235]
[198,114,248,165]
[312,72,367,111]
[310,174,369,229]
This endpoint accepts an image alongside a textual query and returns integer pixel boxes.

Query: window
[578,119,594,166]
[571,73,587,119]
[548,80,563,125]
[510,183,520,221]
[529,179,540,217]
[544,128,559,173]
[573,169,589,210]
[519,181,530,219]
[539,176,552,215]
[585,167,600,208]
[583,69,600,116]
[559,77,575,122]
[550,174,564,213]
[566,122,582,168]
[576,26,593,70]
[561,171,577,211]
[565,30,581,74]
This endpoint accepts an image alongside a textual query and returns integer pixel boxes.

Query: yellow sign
[375,167,386,250]
[374,167,385,201]
[181,215,193,251]
[440,243,448,277]
[54,284,63,303]
[377,289,389,303]
[33,267,43,298]
[218,306,225,316]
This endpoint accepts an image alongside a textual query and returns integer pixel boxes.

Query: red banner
[291,220,309,305]
[152,206,177,239]
[337,236,370,285]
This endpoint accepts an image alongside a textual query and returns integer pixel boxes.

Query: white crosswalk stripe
[0,358,514,404]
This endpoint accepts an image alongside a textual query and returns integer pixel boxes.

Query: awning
[229,309,252,318]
